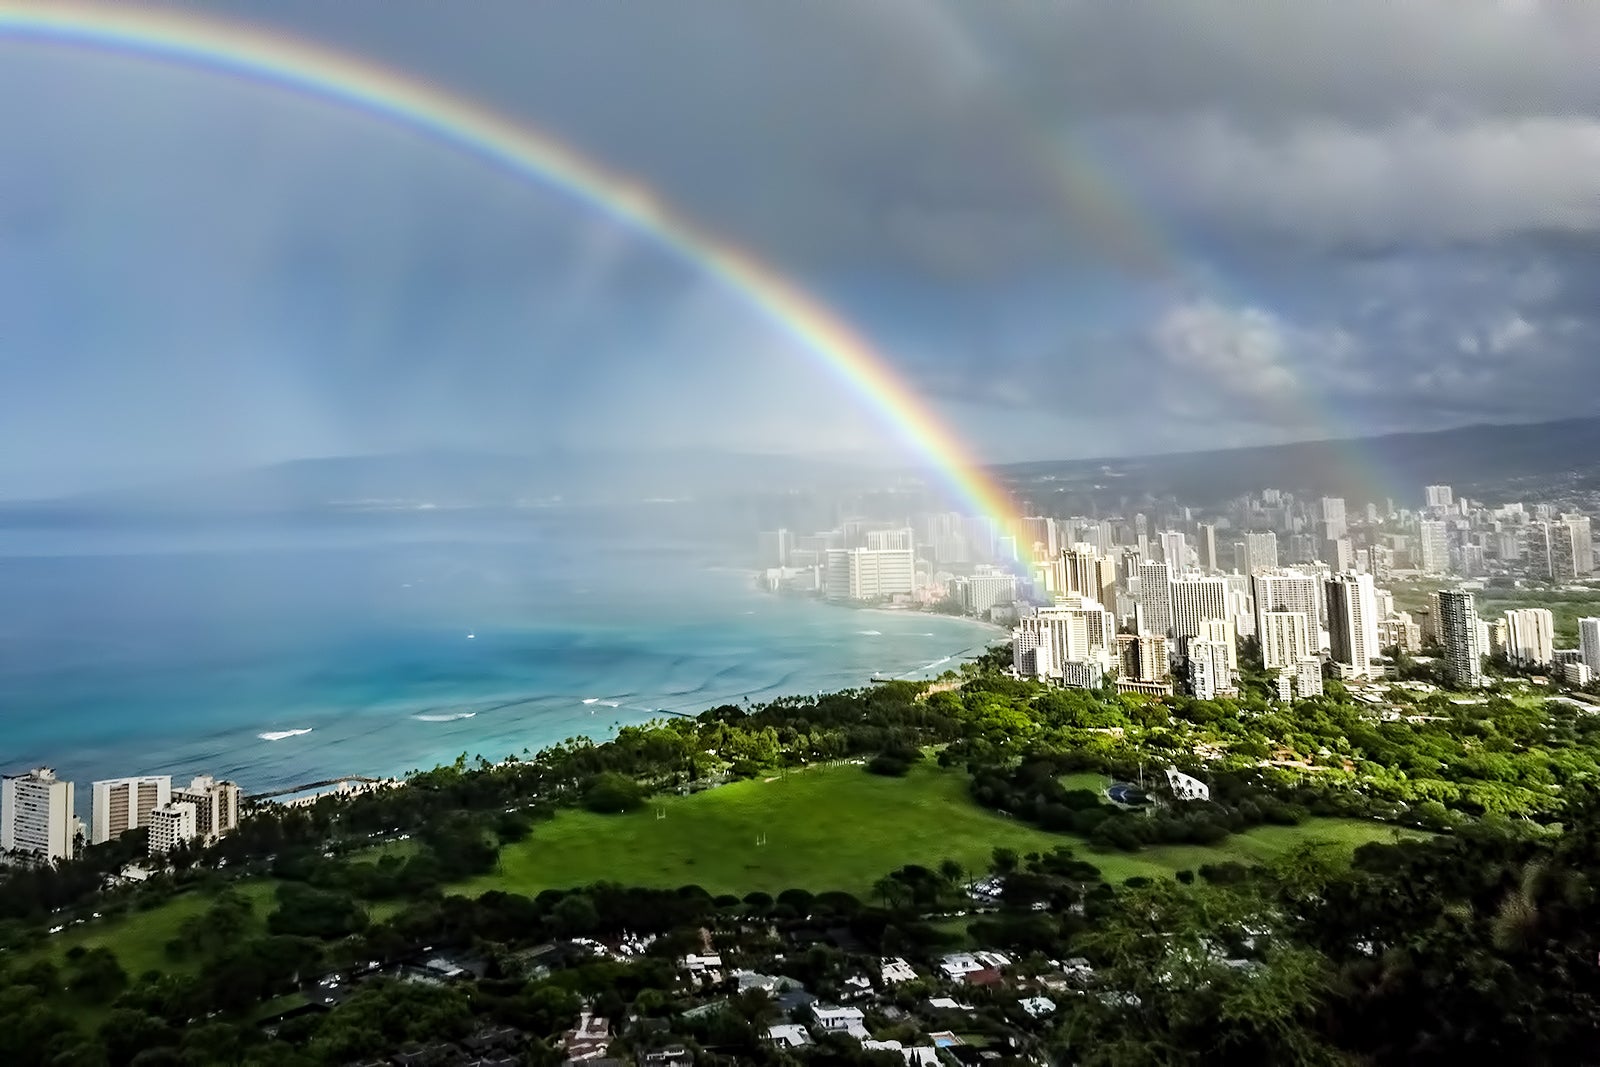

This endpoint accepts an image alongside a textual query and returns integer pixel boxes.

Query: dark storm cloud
[4,0,1600,491]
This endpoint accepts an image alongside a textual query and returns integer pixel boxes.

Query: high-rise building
[757,529,792,568]
[1136,561,1173,637]
[1159,531,1188,572]
[954,570,1017,615]
[147,801,197,856]
[1276,658,1325,701]
[1288,532,1318,564]
[1326,573,1380,679]
[1117,632,1171,683]
[1052,544,1115,604]
[1259,611,1314,670]
[1244,531,1279,574]
[1169,575,1230,645]
[1503,608,1555,667]
[91,775,171,845]
[1197,523,1219,573]
[1581,618,1600,677]
[1418,520,1451,574]
[1425,485,1454,510]
[1012,597,1117,683]
[2,768,76,862]
[1436,590,1484,688]
[1563,515,1594,576]
[1325,537,1355,572]
[824,544,916,601]
[1320,497,1347,540]
[1253,570,1324,637]
[1527,521,1578,581]
[172,776,241,842]
[1199,616,1238,671]
[1188,639,1233,700]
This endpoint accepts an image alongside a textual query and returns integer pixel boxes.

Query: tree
[68,946,128,1000]
[581,772,646,814]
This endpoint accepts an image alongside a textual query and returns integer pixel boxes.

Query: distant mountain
[993,415,1600,506]
[0,448,891,517]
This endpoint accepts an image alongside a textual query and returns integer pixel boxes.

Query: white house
[880,957,919,984]
[938,950,1012,982]
[1020,996,1057,1018]
[1165,768,1210,802]
[766,1024,812,1049]
[811,1004,870,1040]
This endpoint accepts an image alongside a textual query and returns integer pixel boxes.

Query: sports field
[459,762,1411,895]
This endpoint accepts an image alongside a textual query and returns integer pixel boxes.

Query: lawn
[14,880,280,979]
[461,763,1071,898]
[459,763,1414,897]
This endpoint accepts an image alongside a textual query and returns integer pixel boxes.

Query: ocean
[0,509,999,799]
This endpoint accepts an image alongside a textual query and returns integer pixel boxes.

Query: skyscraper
[1169,575,1230,645]
[91,775,171,845]
[1580,617,1600,676]
[2,768,76,862]
[1503,608,1555,667]
[1326,573,1380,679]
[1320,497,1347,540]
[1425,485,1454,510]
[1159,531,1188,572]
[1528,521,1578,581]
[1197,523,1218,573]
[1563,514,1594,576]
[1012,597,1117,683]
[1053,544,1115,604]
[1436,590,1484,688]
[1259,610,1314,670]
[1187,639,1233,699]
[1418,520,1451,574]
[1244,531,1279,573]
[1253,570,1324,636]
[1136,560,1173,637]
[173,776,242,842]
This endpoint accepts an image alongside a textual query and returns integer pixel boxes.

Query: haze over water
[0,510,997,797]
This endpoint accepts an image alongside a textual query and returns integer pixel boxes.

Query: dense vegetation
[4,645,1600,1064]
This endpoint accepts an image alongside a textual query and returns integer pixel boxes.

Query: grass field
[12,766,1416,980]
[459,763,1413,896]
[16,880,280,979]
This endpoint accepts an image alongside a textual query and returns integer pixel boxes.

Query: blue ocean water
[0,511,998,796]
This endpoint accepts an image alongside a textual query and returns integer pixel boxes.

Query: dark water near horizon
[0,511,998,800]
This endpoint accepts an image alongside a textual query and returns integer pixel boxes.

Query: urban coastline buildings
[2,765,242,863]
[1,768,77,862]
[91,774,171,845]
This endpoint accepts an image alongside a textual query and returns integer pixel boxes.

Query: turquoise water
[0,511,997,796]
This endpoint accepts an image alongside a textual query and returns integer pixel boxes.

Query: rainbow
[0,1,1017,523]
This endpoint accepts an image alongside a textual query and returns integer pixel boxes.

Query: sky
[2,0,1599,497]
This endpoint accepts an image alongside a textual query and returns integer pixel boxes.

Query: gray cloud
[5,0,1600,492]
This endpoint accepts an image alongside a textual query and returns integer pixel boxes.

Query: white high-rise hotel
[2,768,76,862]
[91,774,171,845]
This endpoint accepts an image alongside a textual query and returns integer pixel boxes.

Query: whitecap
[413,712,477,723]
[857,630,882,636]
[259,728,313,741]
[582,697,599,705]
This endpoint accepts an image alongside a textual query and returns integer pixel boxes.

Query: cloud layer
[2,0,1599,493]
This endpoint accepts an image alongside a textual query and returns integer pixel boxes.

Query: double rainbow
[0,1,1016,523]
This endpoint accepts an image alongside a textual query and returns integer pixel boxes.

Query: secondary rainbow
[0,1,1017,523]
